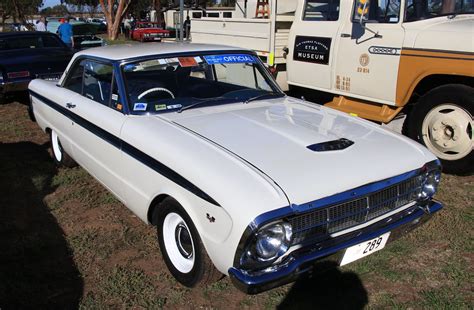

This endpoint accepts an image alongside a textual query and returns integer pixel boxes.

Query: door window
[303,0,340,21]
[63,59,117,108]
[83,61,113,106]
[354,0,402,23]
[63,60,85,94]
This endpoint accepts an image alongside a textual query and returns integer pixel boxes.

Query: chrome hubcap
[422,104,473,160]
[175,223,193,259]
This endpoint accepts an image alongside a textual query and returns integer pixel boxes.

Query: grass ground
[0,101,472,309]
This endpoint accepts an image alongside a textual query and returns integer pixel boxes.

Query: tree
[40,4,70,16]
[98,0,132,40]
[62,0,100,17]
[0,0,43,27]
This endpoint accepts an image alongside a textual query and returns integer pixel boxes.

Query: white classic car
[29,43,443,293]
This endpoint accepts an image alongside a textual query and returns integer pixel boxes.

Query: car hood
[161,97,435,205]
[73,23,99,35]
[412,16,474,52]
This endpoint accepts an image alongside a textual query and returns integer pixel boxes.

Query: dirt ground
[0,101,472,309]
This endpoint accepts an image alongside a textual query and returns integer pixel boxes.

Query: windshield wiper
[244,92,285,104]
[178,97,227,113]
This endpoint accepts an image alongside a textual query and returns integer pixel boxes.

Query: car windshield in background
[122,53,282,114]
[405,0,474,21]
[137,23,160,28]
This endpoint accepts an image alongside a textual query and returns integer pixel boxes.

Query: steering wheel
[138,87,175,100]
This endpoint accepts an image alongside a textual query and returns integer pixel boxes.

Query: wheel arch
[405,74,474,107]
[147,193,171,225]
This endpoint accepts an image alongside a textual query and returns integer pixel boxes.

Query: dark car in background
[72,23,105,50]
[0,31,73,104]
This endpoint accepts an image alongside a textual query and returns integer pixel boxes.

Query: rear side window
[303,0,340,21]
[41,35,63,48]
[0,36,42,50]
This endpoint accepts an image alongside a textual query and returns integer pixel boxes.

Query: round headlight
[255,222,292,261]
[419,169,441,200]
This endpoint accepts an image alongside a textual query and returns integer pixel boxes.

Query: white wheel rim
[51,131,63,162]
[421,104,473,160]
[162,212,195,273]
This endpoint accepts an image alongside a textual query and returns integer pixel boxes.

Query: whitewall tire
[155,197,221,287]
[50,129,76,167]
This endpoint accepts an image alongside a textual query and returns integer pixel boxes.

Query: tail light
[7,71,30,79]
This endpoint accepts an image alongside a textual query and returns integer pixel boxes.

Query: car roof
[0,31,56,38]
[74,42,251,61]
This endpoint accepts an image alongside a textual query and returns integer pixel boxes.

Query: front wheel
[406,85,473,174]
[155,198,221,287]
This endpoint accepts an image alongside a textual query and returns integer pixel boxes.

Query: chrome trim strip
[329,201,416,237]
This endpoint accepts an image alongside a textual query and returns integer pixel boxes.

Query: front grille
[289,176,422,245]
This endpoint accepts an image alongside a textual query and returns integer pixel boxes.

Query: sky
[42,0,61,8]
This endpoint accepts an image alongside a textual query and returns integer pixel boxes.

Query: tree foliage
[0,0,43,25]
[40,5,70,16]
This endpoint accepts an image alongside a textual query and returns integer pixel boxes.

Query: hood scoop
[307,138,354,152]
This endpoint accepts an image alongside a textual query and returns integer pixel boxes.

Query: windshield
[137,23,159,28]
[122,53,282,114]
[405,0,474,21]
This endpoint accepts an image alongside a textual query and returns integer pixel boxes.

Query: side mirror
[352,0,382,38]
[353,0,370,25]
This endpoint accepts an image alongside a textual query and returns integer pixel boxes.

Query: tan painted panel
[396,49,474,106]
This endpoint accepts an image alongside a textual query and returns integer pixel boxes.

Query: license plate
[340,232,390,266]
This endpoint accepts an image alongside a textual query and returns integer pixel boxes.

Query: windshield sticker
[111,94,118,101]
[165,58,179,64]
[194,56,202,63]
[133,102,147,111]
[155,104,167,111]
[179,57,199,67]
[124,64,137,72]
[204,54,256,65]
[167,104,182,110]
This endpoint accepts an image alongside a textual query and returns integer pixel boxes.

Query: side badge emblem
[206,213,215,223]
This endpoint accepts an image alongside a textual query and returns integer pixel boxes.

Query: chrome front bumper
[229,200,442,294]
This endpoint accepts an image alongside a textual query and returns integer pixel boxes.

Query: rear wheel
[50,129,76,168]
[407,85,473,174]
[155,197,221,287]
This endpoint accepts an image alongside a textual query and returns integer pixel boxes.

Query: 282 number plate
[340,232,391,266]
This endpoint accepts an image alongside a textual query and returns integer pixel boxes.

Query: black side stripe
[30,90,220,207]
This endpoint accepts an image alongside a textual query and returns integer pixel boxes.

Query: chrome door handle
[66,103,76,109]
[341,33,351,38]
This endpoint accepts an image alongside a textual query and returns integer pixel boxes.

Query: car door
[334,0,405,104]
[66,58,127,201]
[287,0,343,91]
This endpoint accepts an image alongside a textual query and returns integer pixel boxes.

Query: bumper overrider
[229,162,443,294]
